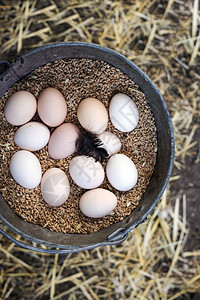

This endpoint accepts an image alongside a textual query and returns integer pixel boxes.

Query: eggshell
[106,154,138,191]
[10,150,42,189]
[69,155,105,189]
[4,91,37,126]
[97,131,121,157]
[79,188,117,218]
[109,93,139,132]
[77,97,108,134]
[14,122,50,151]
[38,87,67,127]
[41,168,70,207]
[48,123,80,159]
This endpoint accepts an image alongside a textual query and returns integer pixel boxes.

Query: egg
[109,93,139,132]
[69,155,105,189]
[97,131,121,157]
[106,153,138,191]
[48,123,80,159]
[14,122,50,151]
[4,91,37,126]
[38,87,67,127]
[79,188,117,218]
[77,97,108,134]
[41,168,70,207]
[10,150,42,189]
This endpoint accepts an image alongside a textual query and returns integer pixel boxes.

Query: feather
[75,131,109,162]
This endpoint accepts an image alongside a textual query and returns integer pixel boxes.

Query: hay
[0,193,199,299]
[0,0,199,299]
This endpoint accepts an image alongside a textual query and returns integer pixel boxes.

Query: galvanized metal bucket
[0,42,174,253]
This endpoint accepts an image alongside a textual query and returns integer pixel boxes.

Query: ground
[171,127,200,251]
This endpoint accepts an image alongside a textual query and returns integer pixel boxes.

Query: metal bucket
[0,42,174,253]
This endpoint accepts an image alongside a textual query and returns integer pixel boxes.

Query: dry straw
[0,0,199,299]
[0,191,199,299]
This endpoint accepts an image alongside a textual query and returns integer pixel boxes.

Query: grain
[0,58,157,234]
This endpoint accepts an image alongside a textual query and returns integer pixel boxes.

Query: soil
[170,127,200,251]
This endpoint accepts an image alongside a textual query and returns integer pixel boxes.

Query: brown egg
[38,87,67,127]
[77,97,108,134]
[48,123,80,160]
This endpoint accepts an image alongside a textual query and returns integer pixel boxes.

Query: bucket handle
[0,60,11,80]
[0,226,128,254]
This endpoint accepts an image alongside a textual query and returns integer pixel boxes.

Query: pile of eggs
[4,88,139,218]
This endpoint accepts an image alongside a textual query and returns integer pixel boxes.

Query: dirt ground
[0,1,200,299]
[171,127,200,251]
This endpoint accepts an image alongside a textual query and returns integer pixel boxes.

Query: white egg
[79,188,117,218]
[106,154,138,191]
[109,93,139,132]
[14,122,50,151]
[41,168,70,207]
[69,155,105,189]
[10,150,42,189]
[4,91,37,126]
[97,131,121,157]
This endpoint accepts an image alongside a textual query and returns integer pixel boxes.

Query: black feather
[75,131,109,162]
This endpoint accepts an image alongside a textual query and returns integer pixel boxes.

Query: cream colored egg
[106,154,138,191]
[77,97,108,134]
[69,155,105,189]
[41,168,70,207]
[79,188,117,218]
[4,91,37,126]
[9,150,42,189]
[14,122,50,151]
[109,93,139,132]
[97,131,121,157]
[48,123,80,160]
[38,87,67,127]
